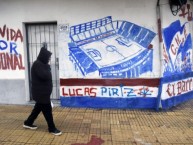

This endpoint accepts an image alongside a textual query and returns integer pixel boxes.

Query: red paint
[71,135,104,145]
[170,44,177,55]
[0,53,25,70]
[62,87,97,97]
[169,25,187,55]
[0,25,23,42]
[162,44,169,63]
[60,78,160,87]
[179,4,192,21]
[166,79,193,97]
[166,83,175,97]
[148,44,153,49]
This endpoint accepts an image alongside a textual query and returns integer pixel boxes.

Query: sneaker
[23,124,38,130]
[49,129,62,136]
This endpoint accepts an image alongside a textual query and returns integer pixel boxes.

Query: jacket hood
[37,47,52,64]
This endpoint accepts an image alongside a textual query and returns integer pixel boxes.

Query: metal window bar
[26,22,59,100]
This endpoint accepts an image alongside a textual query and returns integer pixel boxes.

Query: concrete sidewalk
[0,100,193,145]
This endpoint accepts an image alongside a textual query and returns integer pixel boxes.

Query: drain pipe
[156,0,163,111]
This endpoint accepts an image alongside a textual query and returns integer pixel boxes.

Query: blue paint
[124,88,136,97]
[60,96,157,109]
[158,72,193,109]
[0,40,7,50]
[118,21,155,48]
[10,42,18,55]
[163,20,186,50]
[60,19,193,110]
[68,47,99,75]
[161,72,193,83]
[99,49,153,78]
[161,91,193,109]
[67,16,156,78]
[101,87,119,97]
[0,40,18,55]
[162,20,192,76]
[115,37,132,47]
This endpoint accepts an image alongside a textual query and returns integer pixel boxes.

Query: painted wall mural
[59,16,158,109]
[60,85,158,98]
[67,16,156,78]
[162,77,193,99]
[0,25,25,71]
[159,3,193,109]
[162,4,193,77]
[160,72,193,109]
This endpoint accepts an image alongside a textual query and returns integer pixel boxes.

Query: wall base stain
[71,135,104,145]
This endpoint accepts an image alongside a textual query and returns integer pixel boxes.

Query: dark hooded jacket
[31,47,52,104]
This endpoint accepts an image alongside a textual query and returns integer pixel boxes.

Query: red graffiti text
[166,78,193,97]
[179,4,192,21]
[0,25,23,42]
[0,52,25,70]
[170,26,187,55]
[62,87,97,97]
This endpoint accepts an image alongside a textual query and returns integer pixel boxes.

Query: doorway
[26,22,60,100]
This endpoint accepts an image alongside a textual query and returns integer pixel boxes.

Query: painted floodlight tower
[60,16,158,109]
[68,16,156,78]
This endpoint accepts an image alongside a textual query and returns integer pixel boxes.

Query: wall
[1,0,192,109]
[0,0,159,106]
[158,0,193,109]
[0,14,26,104]
[58,0,160,78]
[58,0,160,109]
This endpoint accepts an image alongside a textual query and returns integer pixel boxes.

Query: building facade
[0,0,193,109]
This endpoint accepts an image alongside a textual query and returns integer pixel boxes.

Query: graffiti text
[0,52,25,70]
[179,4,192,21]
[166,78,193,97]
[0,25,23,42]
[61,86,158,98]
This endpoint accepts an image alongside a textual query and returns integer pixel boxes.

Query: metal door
[26,23,59,100]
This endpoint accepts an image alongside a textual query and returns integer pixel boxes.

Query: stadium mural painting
[0,24,25,79]
[159,3,193,109]
[68,16,155,78]
[59,16,159,109]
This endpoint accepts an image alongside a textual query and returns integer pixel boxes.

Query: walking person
[23,46,62,136]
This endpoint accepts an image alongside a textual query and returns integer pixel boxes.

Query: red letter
[18,54,25,70]
[6,27,9,41]
[76,88,83,96]
[166,83,173,97]
[15,29,23,42]
[90,88,97,97]
[177,82,182,95]
[6,53,13,69]
[183,26,187,39]
[10,29,16,41]
[0,25,6,38]
[175,34,181,46]
[14,54,19,70]
[69,88,76,96]
[171,44,177,55]
[62,87,69,96]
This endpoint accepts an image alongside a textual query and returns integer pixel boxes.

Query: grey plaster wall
[0,80,27,104]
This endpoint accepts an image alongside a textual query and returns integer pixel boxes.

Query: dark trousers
[24,103,56,132]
